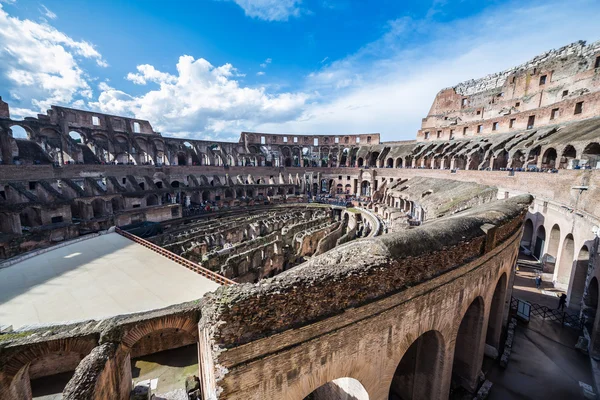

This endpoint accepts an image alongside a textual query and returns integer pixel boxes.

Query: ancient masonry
[0,40,599,400]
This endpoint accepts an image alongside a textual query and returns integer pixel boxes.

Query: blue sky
[1,0,599,141]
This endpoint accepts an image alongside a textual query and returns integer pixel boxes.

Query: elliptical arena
[1,40,600,400]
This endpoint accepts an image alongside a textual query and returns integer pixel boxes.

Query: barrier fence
[115,227,236,286]
[510,296,583,330]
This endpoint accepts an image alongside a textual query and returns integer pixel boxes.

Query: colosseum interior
[0,40,599,400]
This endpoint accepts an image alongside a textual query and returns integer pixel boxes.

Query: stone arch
[146,193,159,206]
[177,152,187,166]
[541,147,557,169]
[91,198,105,219]
[545,224,561,272]
[533,225,546,260]
[304,377,370,400]
[568,245,590,309]
[582,142,600,168]
[357,157,364,167]
[111,197,124,212]
[486,273,507,350]
[121,316,199,350]
[9,124,31,139]
[386,157,394,168]
[557,233,575,287]
[388,330,446,400]
[0,337,96,399]
[559,145,577,169]
[522,218,534,249]
[452,296,485,391]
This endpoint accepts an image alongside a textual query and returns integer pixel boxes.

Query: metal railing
[115,227,236,286]
[510,296,582,330]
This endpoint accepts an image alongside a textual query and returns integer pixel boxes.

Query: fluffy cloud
[0,4,107,116]
[229,0,302,21]
[92,55,309,139]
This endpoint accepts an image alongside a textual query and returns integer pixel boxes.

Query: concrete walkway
[486,318,592,399]
[0,233,220,329]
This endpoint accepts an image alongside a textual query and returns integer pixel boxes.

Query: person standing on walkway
[535,274,542,289]
[558,293,567,311]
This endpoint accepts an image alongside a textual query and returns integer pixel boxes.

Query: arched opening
[68,131,83,143]
[202,191,210,202]
[284,157,292,167]
[171,180,181,188]
[360,181,370,196]
[486,273,507,350]
[395,157,403,168]
[388,330,445,400]
[533,225,546,260]
[559,145,577,169]
[129,327,198,394]
[177,152,187,166]
[357,157,364,167]
[19,207,42,228]
[304,378,369,400]
[557,234,575,287]
[582,143,600,168]
[510,150,525,169]
[541,148,557,169]
[370,152,380,167]
[493,150,509,170]
[15,341,96,400]
[452,297,485,392]
[111,197,123,213]
[521,219,534,250]
[91,199,105,219]
[10,125,29,139]
[224,188,234,199]
[386,157,394,168]
[546,224,561,272]
[568,245,590,309]
[146,194,159,206]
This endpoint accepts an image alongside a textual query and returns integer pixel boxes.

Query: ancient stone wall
[198,195,531,399]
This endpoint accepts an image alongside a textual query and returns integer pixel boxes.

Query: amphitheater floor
[0,233,220,330]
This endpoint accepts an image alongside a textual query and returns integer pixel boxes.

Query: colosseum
[0,40,599,400]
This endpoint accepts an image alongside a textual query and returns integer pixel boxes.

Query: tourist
[558,293,567,311]
[535,274,542,290]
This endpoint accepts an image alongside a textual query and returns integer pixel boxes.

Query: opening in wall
[574,102,584,115]
[509,118,516,128]
[539,75,547,85]
[527,115,535,129]
[550,108,559,120]
[595,56,600,69]
[492,122,499,131]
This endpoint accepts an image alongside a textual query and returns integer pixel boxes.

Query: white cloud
[0,0,16,4]
[256,71,265,76]
[40,5,57,20]
[260,57,272,68]
[229,0,303,21]
[92,55,309,139]
[0,3,107,117]
[255,0,600,140]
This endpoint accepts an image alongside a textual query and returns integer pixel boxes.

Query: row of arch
[304,273,508,400]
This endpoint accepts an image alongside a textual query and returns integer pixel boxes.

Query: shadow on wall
[305,377,369,400]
